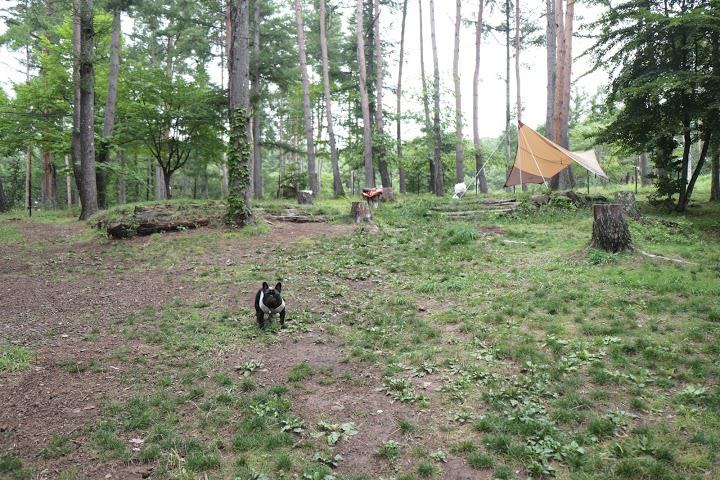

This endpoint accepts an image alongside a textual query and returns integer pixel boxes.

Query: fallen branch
[638,250,696,265]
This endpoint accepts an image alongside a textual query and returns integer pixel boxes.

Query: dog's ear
[262,281,269,291]
[274,282,282,293]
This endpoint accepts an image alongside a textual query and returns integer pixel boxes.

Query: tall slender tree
[711,143,719,201]
[418,0,433,190]
[453,0,463,184]
[319,0,344,197]
[473,0,488,193]
[357,0,374,188]
[545,0,556,139]
[396,0,408,194]
[96,6,122,208]
[0,176,8,212]
[374,0,390,187]
[251,0,262,199]
[428,0,443,195]
[226,0,253,225]
[78,0,98,219]
[294,0,319,195]
[549,0,576,190]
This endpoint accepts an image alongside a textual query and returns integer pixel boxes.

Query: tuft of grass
[287,361,314,383]
[41,435,73,459]
[416,461,437,478]
[0,346,32,372]
[467,451,494,469]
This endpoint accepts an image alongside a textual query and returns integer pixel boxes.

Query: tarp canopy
[504,122,608,187]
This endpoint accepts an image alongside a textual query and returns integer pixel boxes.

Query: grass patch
[0,346,32,372]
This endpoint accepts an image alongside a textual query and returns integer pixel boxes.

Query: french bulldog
[254,281,286,329]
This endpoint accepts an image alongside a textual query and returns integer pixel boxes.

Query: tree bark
[639,152,649,186]
[453,0,464,184]
[78,0,98,220]
[549,0,576,190]
[96,8,121,209]
[71,3,82,210]
[227,0,254,226]
[319,0,344,197]
[590,204,632,253]
[711,141,720,201]
[41,152,56,209]
[294,0,319,195]
[545,0,556,140]
[155,166,166,199]
[374,0,390,188]
[504,0,511,188]
[396,0,409,194]
[251,0,262,199]
[351,201,372,223]
[357,0,374,188]
[117,150,126,205]
[515,0,521,124]
[418,0,434,191]
[0,176,8,213]
[429,0,444,196]
[65,154,73,207]
[473,0,488,194]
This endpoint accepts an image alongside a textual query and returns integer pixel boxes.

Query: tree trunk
[418,0,434,191]
[373,0,390,188]
[78,0,98,220]
[25,148,32,215]
[549,0,576,190]
[294,0,319,196]
[0,176,8,213]
[453,0,464,184]
[545,0,556,140]
[163,169,173,199]
[155,166,166,199]
[351,201,372,223]
[504,0,511,189]
[71,3,82,210]
[678,130,712,212]
[711,141,720,201]
[117,150,126,205]
[396,0,409,194]
[515,0,521,124]
[65,154,73,207]
[356,0,374,188]
[41,152,56,209]
[590,204,631,253]
[226,0,253,226]
[251,0,263,199]
[96,8,121,209]
[473,0,488,194]
[429,0,444,196]
[613,191,640,219]
[639,152,649,186]
[319,0,344,197]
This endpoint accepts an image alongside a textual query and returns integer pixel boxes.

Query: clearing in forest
[1,196,719,480]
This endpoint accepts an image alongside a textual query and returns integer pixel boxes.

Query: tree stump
[351,201,372,223]
[380,187,395,202]
[613,191,640,219]
[591,204,632,252]
[297,190,314,205]
[531,194,549,206]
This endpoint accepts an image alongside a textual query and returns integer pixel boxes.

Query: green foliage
[0,346,32,372]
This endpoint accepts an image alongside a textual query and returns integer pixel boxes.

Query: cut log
[563,190,586,206]
[380,187,395,202]
[265,214,325,223]
[531,194,549,206]
[613,191,640,219]
[351,201,372,223]
[297,190,314,204]
[590,204,632,252]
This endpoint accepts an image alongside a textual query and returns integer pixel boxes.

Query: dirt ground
[0,219,478,479]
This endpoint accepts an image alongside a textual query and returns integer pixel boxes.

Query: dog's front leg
[279,309,286,329]
[256,309,266,329]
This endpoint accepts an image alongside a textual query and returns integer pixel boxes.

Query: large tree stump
[591,204,632,252]
[297,190,314,205]
[380,187,395,202]
[351,201,372,223]
[613,191,640,219]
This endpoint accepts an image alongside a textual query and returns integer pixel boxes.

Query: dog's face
[261,281,283,309]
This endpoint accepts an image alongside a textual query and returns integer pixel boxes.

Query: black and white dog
[254,282,286,329]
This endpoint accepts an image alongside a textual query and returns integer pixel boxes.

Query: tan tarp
[504,122,608,187]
